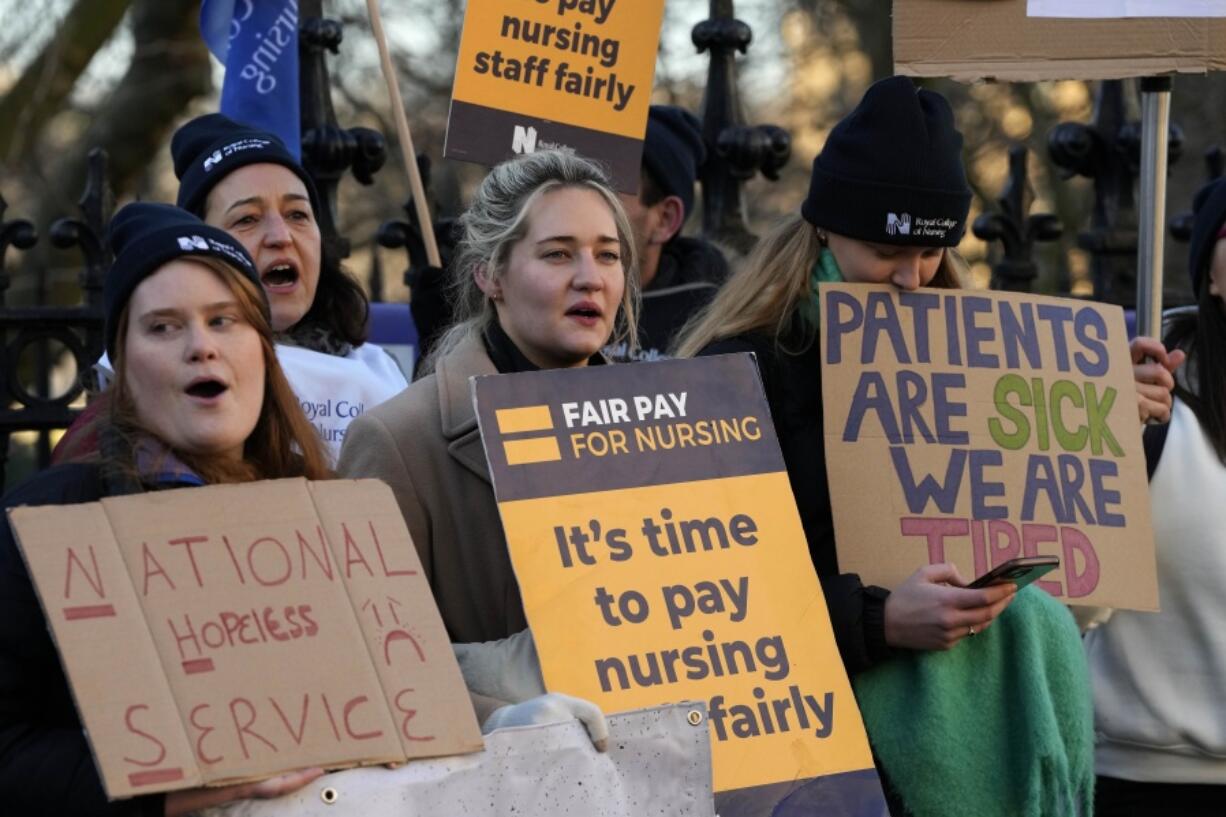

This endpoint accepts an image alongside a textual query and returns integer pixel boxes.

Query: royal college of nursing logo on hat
[886,212,912,236]
[176,234,254,272]
[886,212,959,240]
[203,137,274,172]
[177,235,211,252]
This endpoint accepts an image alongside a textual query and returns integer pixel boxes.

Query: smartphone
[966,556,1060,590]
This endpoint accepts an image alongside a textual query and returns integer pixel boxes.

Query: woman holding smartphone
[677,76,1179,674]
[676,77,1173,817]
[676,77,1017,671]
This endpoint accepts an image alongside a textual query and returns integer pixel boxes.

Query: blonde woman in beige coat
[337,150,639,714]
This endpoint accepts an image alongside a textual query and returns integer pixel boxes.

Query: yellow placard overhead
[444,0,666,191]
[820,283,1158,610]
[474,356,889,813]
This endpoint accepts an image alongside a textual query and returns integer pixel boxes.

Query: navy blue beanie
[172,114,320,218]
[642,105,706,220]
[105,203,264,357]
[802,76,972,247]
[1189,178,1226,298]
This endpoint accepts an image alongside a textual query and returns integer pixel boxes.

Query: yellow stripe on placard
[496,405,555,434]
[503,436,562,465]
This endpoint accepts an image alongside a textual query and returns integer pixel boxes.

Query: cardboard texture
[1029,0,1226,18]
[8,478,481,801]
[444,0,666,192]
[819,283,1158,611]
[473,356,890,816]
[894,0,1226,81]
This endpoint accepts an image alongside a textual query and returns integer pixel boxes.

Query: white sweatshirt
[1085,398,1226,783]
[276,342,407,462]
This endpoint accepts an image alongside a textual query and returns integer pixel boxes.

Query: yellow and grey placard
[473,356,888,814]
[444,0,666,192]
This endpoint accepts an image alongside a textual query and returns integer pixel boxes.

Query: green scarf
[798,247,844,331]
[853,588,1095,817]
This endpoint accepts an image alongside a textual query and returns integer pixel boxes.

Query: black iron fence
[0,0,1218,491]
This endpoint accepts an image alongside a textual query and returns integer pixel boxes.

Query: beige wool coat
[336,333,528,644]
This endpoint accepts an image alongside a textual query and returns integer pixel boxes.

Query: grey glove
[482,692,609,752]
[452,628,546,703]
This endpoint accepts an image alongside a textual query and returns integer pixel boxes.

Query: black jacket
[0,463,165,817]
[698,331,894,675]
[609,236,730,362]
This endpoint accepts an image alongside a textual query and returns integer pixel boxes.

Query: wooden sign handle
[366,0,442,269]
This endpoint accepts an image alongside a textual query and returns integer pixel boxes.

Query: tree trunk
[28,0,212,304]
[0,0,134,165]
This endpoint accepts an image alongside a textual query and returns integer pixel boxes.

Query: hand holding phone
[966,556,1060,591]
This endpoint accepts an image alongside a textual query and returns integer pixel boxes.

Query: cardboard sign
[444,0,666,192]
[8,478,481,800]
[473,356,888,815]
[1029,0,1226,17]
[820,283,1158,611]
[894,0,1226,81]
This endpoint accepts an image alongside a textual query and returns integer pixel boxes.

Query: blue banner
[200,0,301,158]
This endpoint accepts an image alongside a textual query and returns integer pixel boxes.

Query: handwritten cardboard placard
[444,0,666,192]
[820,283,1158,610]
[894,0,1226,81]
[1029,0,1226,19]
[8,478,481,800]
[473,355,888,815]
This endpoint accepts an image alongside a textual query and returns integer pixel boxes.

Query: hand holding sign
[164,767,325,816]
[1129,335,1183,424]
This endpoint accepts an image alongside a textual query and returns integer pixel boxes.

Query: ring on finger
[967,625,977,638]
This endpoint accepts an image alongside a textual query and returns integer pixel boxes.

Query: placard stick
[366,0,441,268]
[1135,75,1172,340]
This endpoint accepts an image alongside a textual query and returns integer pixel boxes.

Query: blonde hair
[107,255,331,484]
[425,150,640,372]
[674,214,965,358]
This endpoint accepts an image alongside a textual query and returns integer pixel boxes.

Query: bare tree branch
[23,0,211,304]
[0,0,133,165]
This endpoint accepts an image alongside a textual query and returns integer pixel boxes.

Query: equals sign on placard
[128,767,185,788]
[181,658,215,675]
[495,405,562,465]
[63,605,116,620]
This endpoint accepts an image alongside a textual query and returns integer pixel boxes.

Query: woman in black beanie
[0,203,331,816]
[169,114,408,460]
[675,76,1178,816]
[676,76,1179,672]
[676,77,1015,671]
